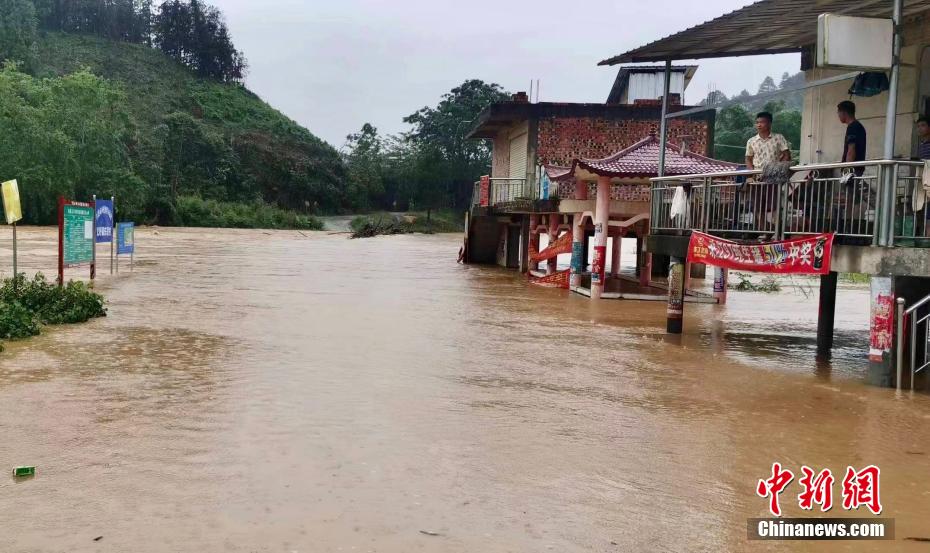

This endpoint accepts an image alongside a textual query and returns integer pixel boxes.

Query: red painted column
[575,177,588,200]
[528,214,539,273]
[547,214,559,275]
[591,176,610,300]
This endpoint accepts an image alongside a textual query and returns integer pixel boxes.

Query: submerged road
[0,227,927,552]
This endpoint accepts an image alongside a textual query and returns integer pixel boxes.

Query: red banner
[687,231,834,275]
[531,230,573,262]
[529,269,570,289]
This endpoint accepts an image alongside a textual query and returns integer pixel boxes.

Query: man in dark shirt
[917,116,930,159]
[837,100,867,230]
[838,101,866,167]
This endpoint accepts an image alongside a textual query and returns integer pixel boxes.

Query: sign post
[58,198,95,287]
[117,222,135,273]
[91,194,96,281]
[94,196,114,278]
[109,196,114,274]
[1,180,22,283]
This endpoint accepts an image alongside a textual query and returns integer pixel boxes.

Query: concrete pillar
[528,214,539,273]
[667,256,686,334]
[713,266,728,305]
[575,177,588,200]
[684,261,692,292]
[591,176,610,300]
[519,216,530,273]
[547,214,559,275]
[611,232,622,277]
[817,271,838,358]
[570,213,584,288]
[638,234,651,287]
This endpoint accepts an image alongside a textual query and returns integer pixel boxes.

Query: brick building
[467,96,716,189]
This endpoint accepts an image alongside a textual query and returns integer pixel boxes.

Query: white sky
[216,0,799,147]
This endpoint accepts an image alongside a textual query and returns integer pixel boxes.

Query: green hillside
[2,31,344,228]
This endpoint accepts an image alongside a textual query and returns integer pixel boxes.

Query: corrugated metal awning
[599,0,930,65]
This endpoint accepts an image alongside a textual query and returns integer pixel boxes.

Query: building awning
[599,0,930,65]
[552,135,739,182]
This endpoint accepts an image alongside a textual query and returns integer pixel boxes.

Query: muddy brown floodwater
[1,226,929,552]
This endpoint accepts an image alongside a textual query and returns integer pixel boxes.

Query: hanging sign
[1,180,22,224]
[95,199,114,243]
[117,222,135,255]
[687,231,834,275]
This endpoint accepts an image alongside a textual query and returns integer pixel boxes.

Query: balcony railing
[650,160,927,246]
[471,178,535,208]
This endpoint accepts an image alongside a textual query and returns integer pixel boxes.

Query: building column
[591,176,610,300]
[638,234,651,287]
[611,231,622,277]
[817,271,838,358]
[667,256,686,333]
[570,213,584,289]
[547,214,559,275]
[528,214,539,273]
[575,177,588,200]
[713,267,728,305]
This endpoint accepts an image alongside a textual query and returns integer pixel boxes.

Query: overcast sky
[217,0,799,149]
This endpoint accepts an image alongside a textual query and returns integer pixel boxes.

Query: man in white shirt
[743,112,791,236]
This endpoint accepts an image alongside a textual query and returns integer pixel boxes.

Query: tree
[153,0,246,82]
[402,79,509,209]
[343,123,386,211]
[758,76,778,95]
[0,0,37,67]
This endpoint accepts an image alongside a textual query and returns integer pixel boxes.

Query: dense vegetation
[702,73,804,163]
[0,273,106,347]
[0,0,507,227]
[341,80,509,213]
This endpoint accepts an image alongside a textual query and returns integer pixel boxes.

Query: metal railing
[651,160,925,245]
[471,178,534,208]
[896,293,930,390]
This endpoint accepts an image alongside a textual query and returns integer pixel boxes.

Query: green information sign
[63,204,94,266]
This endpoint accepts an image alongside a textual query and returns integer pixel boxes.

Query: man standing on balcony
[838,101,866,169]
[745,112,791,236]
[916,116,930,159]
[838,101,868,231]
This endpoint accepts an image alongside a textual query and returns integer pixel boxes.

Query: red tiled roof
[543,164,574,182]
[569,135,738,179]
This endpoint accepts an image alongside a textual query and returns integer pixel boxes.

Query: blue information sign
[95,199,114,243]
[117,222,134,255]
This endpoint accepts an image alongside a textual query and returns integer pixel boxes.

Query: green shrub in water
[0,274,106,343]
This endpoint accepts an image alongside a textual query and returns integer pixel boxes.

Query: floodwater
[0,226,928,552]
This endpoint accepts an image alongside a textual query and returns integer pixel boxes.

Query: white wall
[800,42,921,164]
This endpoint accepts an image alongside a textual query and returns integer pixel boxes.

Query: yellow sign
[1,180,22,225]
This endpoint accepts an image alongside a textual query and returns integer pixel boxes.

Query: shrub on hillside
[174,196,323,230]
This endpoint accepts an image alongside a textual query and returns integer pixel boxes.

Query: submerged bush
[0,273,106,345]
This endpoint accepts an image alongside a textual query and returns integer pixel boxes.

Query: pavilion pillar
[638,233,651,287]
[666,256,686,334]
[713,267,728,305]
[570,213,584,289]
[528,214,539,273]
[547,214,559,275]
[575,177,588,201]
[591,176,610,300]
[817,271,838,358]
[611,232,622,277]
